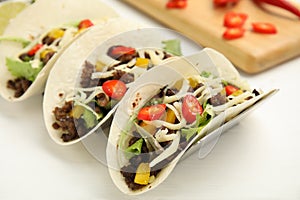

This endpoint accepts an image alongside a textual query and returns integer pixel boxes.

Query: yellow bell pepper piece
[232,89,243,96]
[188,77,198,89]
[134,163,150,185]
[70,105,85,119]
[48,28,65,39]
[135,58,149,68]
[166,108,176,124]
[95,60,106,72]
[40,49,54,59]
[140,121,157,135]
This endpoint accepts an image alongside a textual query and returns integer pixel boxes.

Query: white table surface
[1,1,300,199]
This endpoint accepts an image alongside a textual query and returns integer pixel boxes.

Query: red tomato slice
[225,85,239,96]
[252,22,277,34]
[78,19,94,30]
[102,80,127,100]
[182,94,203,124]
[214,0,239,7]
[137,104,167,121]
[107,45,136,59]
[224,12,248,28]
[223,27,245,40]
[28,44,43,56]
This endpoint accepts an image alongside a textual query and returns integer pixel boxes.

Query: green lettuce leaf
[162,39,182,56]
[0,36,31,47]
[82,108,98,129]
[181,112,211,141]
[6,58,42,81]
[126,138,143,155]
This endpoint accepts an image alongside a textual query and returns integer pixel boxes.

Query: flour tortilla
[107,48,276,195]
[0,0,118,101]
[43,18,144,145]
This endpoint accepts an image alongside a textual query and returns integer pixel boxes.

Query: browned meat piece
[6,77,32,98]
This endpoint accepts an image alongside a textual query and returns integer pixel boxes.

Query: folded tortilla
[0,0,118,101]
[43,19,187,145]
[106,48,276,195]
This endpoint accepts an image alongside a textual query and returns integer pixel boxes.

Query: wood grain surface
[123,0,300,73]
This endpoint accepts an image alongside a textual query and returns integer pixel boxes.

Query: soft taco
[43,23,188,145]
[106,48,277,195]
[0,0,117,101]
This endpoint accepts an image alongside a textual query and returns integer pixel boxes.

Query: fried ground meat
[120,137,157,191]
[80,61,99,88]
[52,101,91,142]
[6,77,32,98]
[209,92,227,106]
[42,51,56,65]
[19,53,33,62]
[113,70,134,84]
[42,35,56,45]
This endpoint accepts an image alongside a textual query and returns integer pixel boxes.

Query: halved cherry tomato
[182,94,203,124]
[213,0,239,7]
[251,22,277,34]
[224,12,248,28]
[102,80,127,100]
[28,43,43,56]
[137,104,167,121]
[225,85,239,96]
[78,19,94,30]
[107,45,136,59]
[223,27,245,40]
[166,0,187,9]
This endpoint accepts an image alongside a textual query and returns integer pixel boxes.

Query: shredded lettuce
[162,39,182,56]
[6,58,42,81]
[181,112,211,141]
[0,36,31,47]
[200,71,212,78]
[125,138,144,157]
[82,109,98,128]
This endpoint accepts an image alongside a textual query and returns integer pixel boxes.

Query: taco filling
[4,19,94,97]
[52,44,175,142]
[118,71,261,191]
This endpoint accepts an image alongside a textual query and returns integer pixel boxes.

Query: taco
[0,0,117,101]
[106,48,277,195]
[43,22,186,145]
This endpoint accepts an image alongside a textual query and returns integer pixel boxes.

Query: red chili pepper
[252,22,277,34]
[27,43,43,56]
[224,12,248,28]
[223,27,245,40]
[253,0,300,18]
[214,0,239,7]
[166,0,187,9]
[78,19,94,30]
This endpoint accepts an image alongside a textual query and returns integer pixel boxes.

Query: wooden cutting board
[123,0,300,73]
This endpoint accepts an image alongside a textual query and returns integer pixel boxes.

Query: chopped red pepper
[27,44,43,56]
[166,0,187,9]
[223,27,245,40]
[225,85,239,96]
[253,0,300,18]
[214,0,239,7]
[78,19,94,30]
[252,22,277,34]
[107,45,136,59]
[224,12,248,28]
